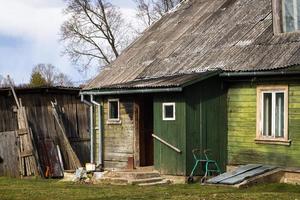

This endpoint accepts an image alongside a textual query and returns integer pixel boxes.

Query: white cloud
[0,0,81,83]
[0,0,64,39]
[0,0,139,84]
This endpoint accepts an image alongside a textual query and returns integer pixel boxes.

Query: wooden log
[20,150,33,158]
[272,0,282,34]
[17,129,28,136]
[51,101,82,170]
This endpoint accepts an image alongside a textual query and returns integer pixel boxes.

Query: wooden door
[135,96,154,167]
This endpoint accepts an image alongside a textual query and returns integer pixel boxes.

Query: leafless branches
[133,0,182,27]
[0,75,12,88]
[32,64,73,86]
[60,0,133,71]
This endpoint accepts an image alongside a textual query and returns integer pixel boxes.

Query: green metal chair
[188,149,221,183]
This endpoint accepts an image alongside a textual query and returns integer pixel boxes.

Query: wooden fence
[0,87,90,177]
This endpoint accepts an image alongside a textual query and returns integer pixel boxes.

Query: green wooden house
[81,0,300,176]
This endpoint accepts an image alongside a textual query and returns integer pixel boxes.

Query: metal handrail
[152,134,181,153]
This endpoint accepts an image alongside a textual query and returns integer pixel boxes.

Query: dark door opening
[135,95,154,167]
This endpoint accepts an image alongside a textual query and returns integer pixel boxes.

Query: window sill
[255,138,291,146]
[107,120,122,125]
[162,119,176,121]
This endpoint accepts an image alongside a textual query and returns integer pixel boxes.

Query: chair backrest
[192,149,202,161]
[192,149,212,161]
[203,149,211,160]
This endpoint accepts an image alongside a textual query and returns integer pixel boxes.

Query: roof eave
[80,70,222,96]
[180,70,222,88]
[220,70,300,77]
[80,86,183,96]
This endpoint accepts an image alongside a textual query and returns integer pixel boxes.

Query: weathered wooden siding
[154,94,186,175]
[0,89,90,172]
[0,131,19,177]
[95,97,134,169]
[228,82,300,167]
[185,77,227,175]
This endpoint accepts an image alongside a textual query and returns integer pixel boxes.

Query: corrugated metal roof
[92,71,216,90]
[84,0,300,90]
[207,164,276,185]
[0,86,81,92]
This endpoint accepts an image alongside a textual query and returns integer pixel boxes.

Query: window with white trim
[256,86,289,143]
[282,0,300,32]
[162,103,175,121]
[108,99,120,121]
[273,0,300,33]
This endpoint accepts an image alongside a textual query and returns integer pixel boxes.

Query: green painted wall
[153,76,227,176]
[154,94,186,175]
[228,82,300,167]
[185,77,227,174]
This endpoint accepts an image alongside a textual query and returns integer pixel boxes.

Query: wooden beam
[272,0,282,35]
[7,75,20,109]
[20,150,33,158]
[152,134,181,153]
[17,129,28,136]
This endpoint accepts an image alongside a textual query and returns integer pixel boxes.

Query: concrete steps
[129,177,163,185]
[138,179,171,186]
[107,171,161,179]
[102,170,171,186]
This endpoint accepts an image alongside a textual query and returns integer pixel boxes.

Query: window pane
[283,0,296,32]
[298,0,300,28]
[275,93,284,138]
[164,105,174,118]
[263,93,272,136]
[109,101,119,119]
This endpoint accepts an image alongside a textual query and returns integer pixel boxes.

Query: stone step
[128,177,164,185]
[134,172,161,179]
[107,171,161,180]
[138,179,171,186]
[100,177,129,185]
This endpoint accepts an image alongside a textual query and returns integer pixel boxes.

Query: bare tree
[32,64,73,87]
[134,0,183,27]
[134,0,154,27]
[0,75,4,87]
[55,73,74,87]
[0,75,12,88]
[61,0,134,71]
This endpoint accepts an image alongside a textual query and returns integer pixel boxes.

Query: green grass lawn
[0,178,300,200]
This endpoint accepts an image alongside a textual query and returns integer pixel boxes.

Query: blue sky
[0,0,136,85]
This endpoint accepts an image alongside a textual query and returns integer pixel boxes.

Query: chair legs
[189,159,221,184]
[202,161,221,183]
[188,160,200,183]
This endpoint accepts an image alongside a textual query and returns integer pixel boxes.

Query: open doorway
[134,95,154,167]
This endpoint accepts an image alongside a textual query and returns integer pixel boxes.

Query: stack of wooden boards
[51,101,82,171]
[5,79,82,178]
[16,101,40,177]
[7,78,40,177]
[14,99,82,178]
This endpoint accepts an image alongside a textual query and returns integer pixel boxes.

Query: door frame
[133,95,154,168]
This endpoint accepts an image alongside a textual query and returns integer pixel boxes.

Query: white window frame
[162,102,176,121]
[108,99,120,122]
[256,86,290,145]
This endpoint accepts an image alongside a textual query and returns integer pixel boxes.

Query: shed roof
[0,86,81,94]
[84,0,300,91]
[96,71,218,89]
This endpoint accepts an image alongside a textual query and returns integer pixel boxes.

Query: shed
[0,86,90,177]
